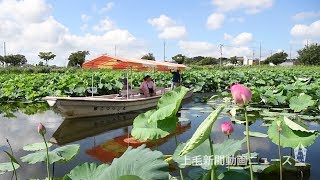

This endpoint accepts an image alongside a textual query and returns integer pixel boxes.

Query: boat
[44,55,193,119]
[45,88,193,119]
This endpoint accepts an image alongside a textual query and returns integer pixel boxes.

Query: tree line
[168,43,320,66]
[0,51,90,67]
[0,43,319,67]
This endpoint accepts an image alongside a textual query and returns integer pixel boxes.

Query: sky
[0,0,319,66]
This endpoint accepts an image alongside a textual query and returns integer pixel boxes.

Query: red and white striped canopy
[82,55,188,72]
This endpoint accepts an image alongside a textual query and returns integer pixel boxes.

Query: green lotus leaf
[156,86,189,115]
[268,117,318,148]
[173,138,245,169]
[4,151,20,165]
[190,107,205,110]
[217,170,250,180]
[21,144,80,164]
[261,156,298,174]
[117,175,142,180]
[63,162,109,180]
[131,87,188,140]
[289,94,315,112]
[178,105,225,156]
[0,162,20,175]
[98,145,169,180]
[23,142,53,151]
[208,95,219,101]
[131,110,178,140]
[178,117,189,122]
[187,167,209,180]
[242,131,268,138]
[231,164,270,173]
[283,116,316,133]
[229,107,238,117]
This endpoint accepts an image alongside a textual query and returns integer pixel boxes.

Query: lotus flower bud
[221,122,234,136]
[230,83,252,105]
[277,120,282,132]
[37,123,46,135]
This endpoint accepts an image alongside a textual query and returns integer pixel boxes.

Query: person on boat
[171,70,181,89]
[121,77,131,90]
[140,75,156,97]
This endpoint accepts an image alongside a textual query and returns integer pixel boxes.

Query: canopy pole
[91,62,95,97]
[153,67,156,85]
[91,73,94,97]
[180,69,182,87]
[126,67,129,99]
[130,67,133,91]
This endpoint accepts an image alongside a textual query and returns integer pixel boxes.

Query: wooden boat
[44,55,192,118]
[44,87,193,119]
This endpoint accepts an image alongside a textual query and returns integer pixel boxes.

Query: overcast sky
[0,0,319,66]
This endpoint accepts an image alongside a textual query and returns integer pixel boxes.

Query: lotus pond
[0,92,319,179]
[0,66,320,179]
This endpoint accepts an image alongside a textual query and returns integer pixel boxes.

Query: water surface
[0,98,319,179]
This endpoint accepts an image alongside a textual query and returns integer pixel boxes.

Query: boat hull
[45,88,193,119]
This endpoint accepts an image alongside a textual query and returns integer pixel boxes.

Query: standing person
[140,75,156,97]
[171,70,181,89]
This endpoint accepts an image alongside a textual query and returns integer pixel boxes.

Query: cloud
[207,13,225,30]
[92,17,115,32]
[228,17,245,23]
[0,0,147,66]
[224,32,253,46]
[290,20,320,38]
[148,14,187,39]
[292,11,320,21]
[159,26,187,39]
[81,14,91,22]
[0,0,51,23]
[289,39,318,46]
[99,2,114,13]
[212,0,273,14]
[80,24,89,31]
[178,40,252,58]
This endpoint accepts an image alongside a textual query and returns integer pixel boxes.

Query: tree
[229,56,238,64]
[3,54,27,66]
[297,43,320,65]
[38,52,56,65]
[67,51,90,67]
[264,51,288,65]
[141,53,155,60]
[0,55,3,66]
[183,57,193,64]
[172,54,186,64]
[38,61,45,66]
[192,56,205,63]
[197,57,218,65]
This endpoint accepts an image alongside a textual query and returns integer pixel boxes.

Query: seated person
[140,75,156,97]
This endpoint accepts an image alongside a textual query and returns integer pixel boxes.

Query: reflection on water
[0,100,320,179]
[0,102,49,118]
[50,113,140,145]
[86,121,191,163]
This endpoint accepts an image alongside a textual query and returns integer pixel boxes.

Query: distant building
[279,61,294,66]
[235,56,260,66]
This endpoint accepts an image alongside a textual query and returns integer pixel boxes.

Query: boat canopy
[82,55,189,72]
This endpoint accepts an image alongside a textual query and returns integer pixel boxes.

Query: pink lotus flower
[221,122,234,136]
[230,83,252,105]
[37,123,46,135]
